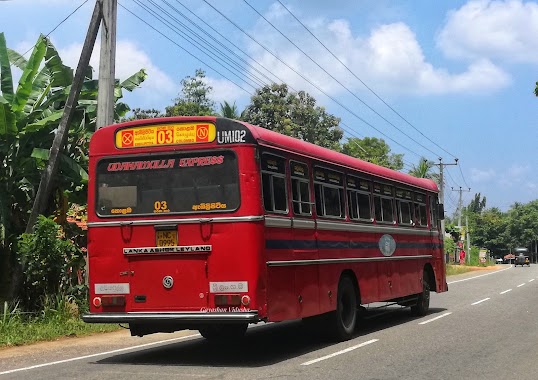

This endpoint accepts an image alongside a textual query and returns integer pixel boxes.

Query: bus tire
[328,276,358,341]
[411,270,431,316]
[198,323,248,341]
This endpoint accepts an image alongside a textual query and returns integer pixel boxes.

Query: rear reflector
[214,294,241,307]
[101,295,126,307]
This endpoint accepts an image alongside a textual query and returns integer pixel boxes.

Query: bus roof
[91,116,438,193]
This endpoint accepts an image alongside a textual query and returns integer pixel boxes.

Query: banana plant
[0,33,146,297]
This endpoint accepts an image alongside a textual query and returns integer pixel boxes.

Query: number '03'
[157,130,173,144]
[154,201,168,210]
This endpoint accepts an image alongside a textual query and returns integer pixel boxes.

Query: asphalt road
[1,264,537,380]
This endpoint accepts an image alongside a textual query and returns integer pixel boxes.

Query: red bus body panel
[84,116,446,330]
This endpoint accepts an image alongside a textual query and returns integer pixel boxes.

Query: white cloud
[245,9,511,97]
[57,40,176,107]
[205,76,247,107]
[437,0,538,63]
[470,167,496,182]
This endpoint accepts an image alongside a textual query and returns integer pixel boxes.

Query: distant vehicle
[515,254,530,267]
[495,258,503,264]
[514,248,530,267]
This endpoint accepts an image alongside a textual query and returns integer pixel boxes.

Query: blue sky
[2,0,538,215]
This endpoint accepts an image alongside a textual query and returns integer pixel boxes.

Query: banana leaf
[120,68,147,92]
[31,148,88,182]
[44,38,73,87]
[24,110,63,133]
[12,36,47,113]
[0,33,14,104]
[0,96,16,136]
[7,48,27,71]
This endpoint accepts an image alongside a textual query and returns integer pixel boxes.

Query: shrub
[17,216,86,312]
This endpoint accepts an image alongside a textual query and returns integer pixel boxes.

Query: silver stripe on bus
[87,215,264,228]
[266,255,433,267]
[292,218,315,229]
[264,216,292,228]
[265,217,438,237]
[316,220,439,237]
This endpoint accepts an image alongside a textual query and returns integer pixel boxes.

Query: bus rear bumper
[82,311,260,324]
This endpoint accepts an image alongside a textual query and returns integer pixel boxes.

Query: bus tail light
[101,295,126,307]
[241,295,250,306]
[214,294,241,307]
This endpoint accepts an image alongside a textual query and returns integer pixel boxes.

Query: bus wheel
[329,276,358,341]
[198,323,247,341]
[411,271,431,316]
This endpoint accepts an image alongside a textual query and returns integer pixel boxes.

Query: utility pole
[452,186,471,228]
[25,1,103,233]
[96,0,117,130]
[466,215,471,264]
[434,158,458,262]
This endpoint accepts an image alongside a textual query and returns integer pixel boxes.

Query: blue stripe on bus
[265,240,441,250]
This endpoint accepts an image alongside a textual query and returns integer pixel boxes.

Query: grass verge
[0,300,121,349]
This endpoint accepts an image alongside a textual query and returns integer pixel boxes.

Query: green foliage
[165,69,215,116]
[17,216,85,312]
[0,33,145,299]
[0,298,119,348]
[408,158,440,184]
[121,107,164,121]
[467,193,487,213]
[242,83,343,150]
[444,236,456,256]
[219,100,240,119]
[342,137,404,170]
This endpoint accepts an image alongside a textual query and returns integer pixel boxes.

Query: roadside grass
[446,264,474,276]
[0,300,121,348]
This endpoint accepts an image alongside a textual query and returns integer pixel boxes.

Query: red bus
[83,116,447,341]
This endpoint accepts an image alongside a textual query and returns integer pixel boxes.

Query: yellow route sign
[115,123,216,148]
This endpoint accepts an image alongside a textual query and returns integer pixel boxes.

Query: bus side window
[414,192,427,227]
[290,161,312,216]
[261,153,288,214]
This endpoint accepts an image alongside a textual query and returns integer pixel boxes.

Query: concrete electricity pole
[452,186,471,228]
[434,158,458,257]
[96,0,117,130]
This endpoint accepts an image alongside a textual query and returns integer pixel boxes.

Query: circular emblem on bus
[162,276,174,289]
[379,234,396,257]
[197,125,209,139]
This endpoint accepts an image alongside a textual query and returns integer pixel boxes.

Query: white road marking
[500,289,512,294]
[471,298,490,305]
[0,333,200,376]
[300,339,379,366]
[447,266,512,285]
[529,279,535,282]
[517,283,525,287]
[418,312,452,325]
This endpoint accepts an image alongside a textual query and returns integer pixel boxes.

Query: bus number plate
[156,230,177,247]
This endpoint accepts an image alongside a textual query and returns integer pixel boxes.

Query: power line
[243,0,444,160]
[118,2,253,96]
[132,0,262,90]
[275,0,457,160]
[9,0,90,67]
[201,0,425,159]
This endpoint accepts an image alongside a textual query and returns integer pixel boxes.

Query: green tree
[165,69,215,116]
[122,108,164,121]
[242,83,343,150]
[505,201,538,249]
[219,101,240,119]
[0,33,145,300]
[469,207,509,254]
[342,137,404,170]
[467,193,487,214]
[408,158,440,184]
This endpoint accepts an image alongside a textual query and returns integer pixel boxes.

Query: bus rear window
[95,151,239,216]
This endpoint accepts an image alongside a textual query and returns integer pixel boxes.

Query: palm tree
[408,158,440,184]
[219,101,240,119]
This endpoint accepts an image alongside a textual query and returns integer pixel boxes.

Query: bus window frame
[373,182,396,225]
[413,192,428,228]
[346,174,373,223]
[313,165,345,220]
[395,187,414,227]
[290,159,313,217]
[261,152,289,215]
